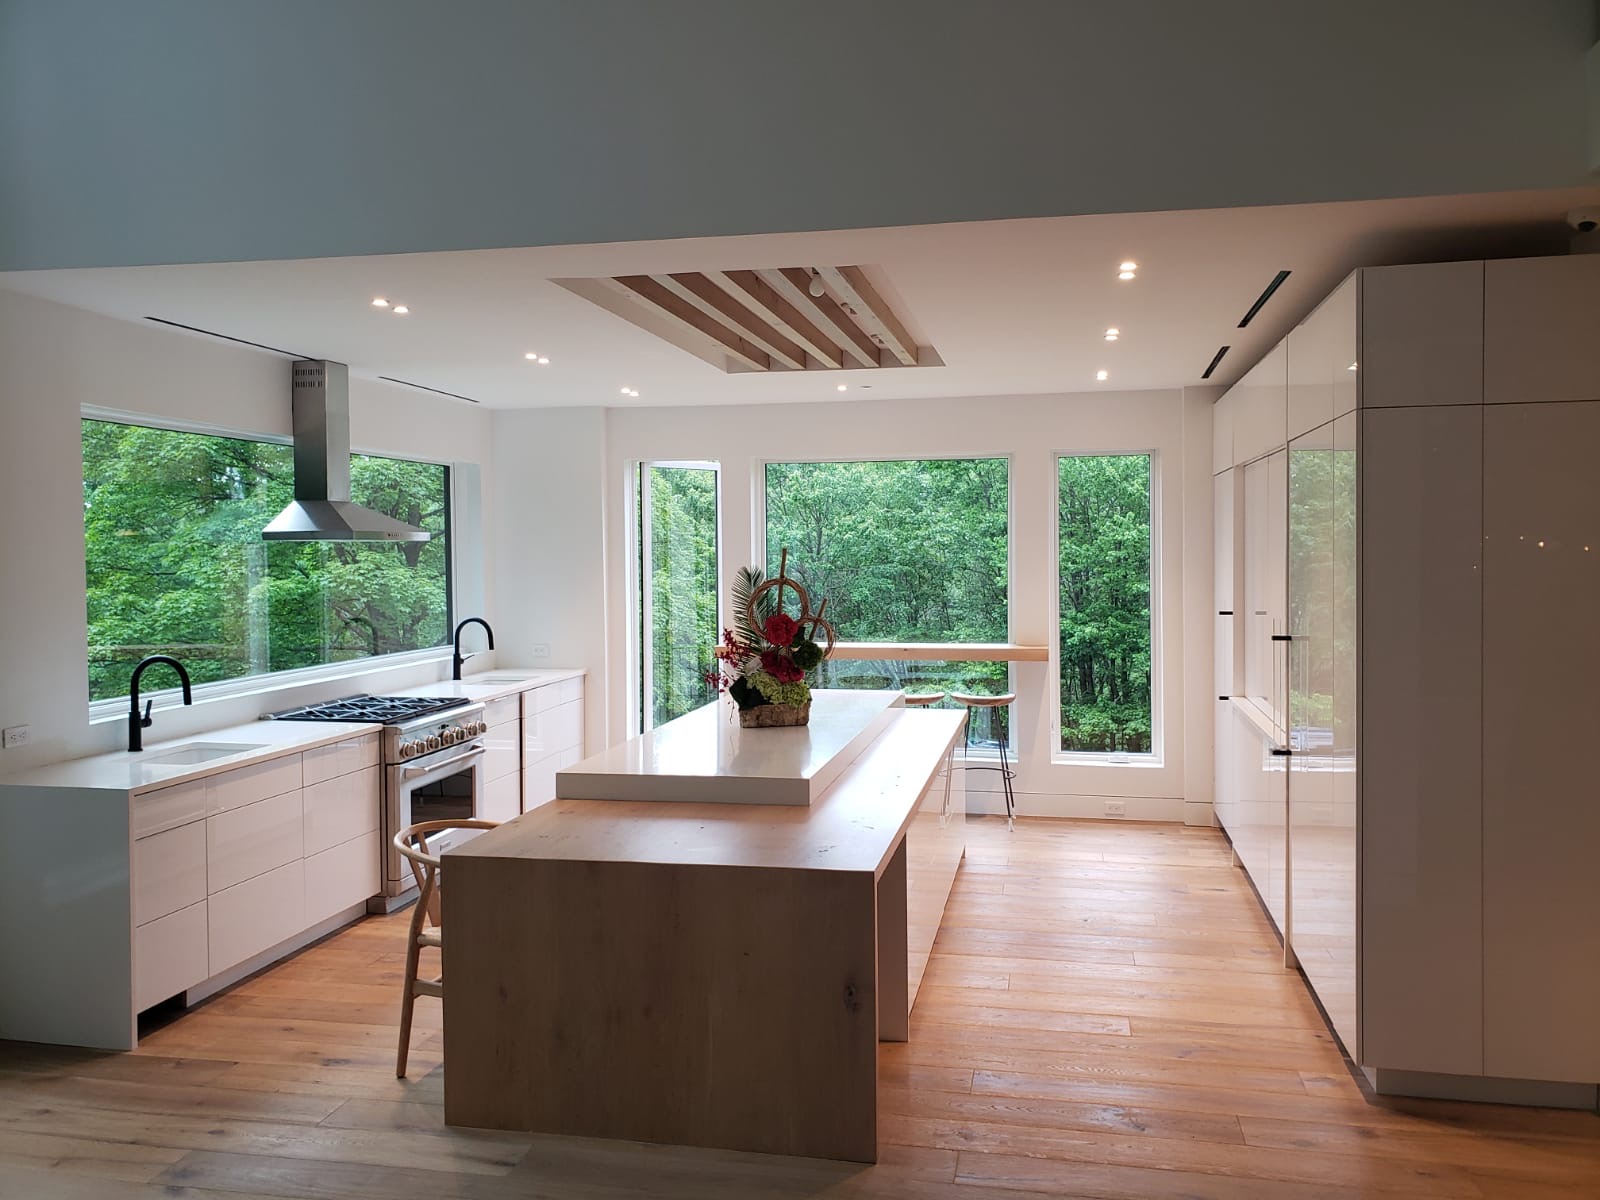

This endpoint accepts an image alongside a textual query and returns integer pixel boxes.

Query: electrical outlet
[1103,800,1127,817]
[2,724,31,750]
[530,643,551,659]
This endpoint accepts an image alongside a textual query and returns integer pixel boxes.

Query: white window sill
[1049,752,1165,768]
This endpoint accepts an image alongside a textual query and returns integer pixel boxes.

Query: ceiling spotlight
[1119,261,1138,272]
[392,305,409,314]
[525,352,539,361]
[1096,369,1109,381]
[371,297,389,308]
[537,356,550,365]
[808,273,827,298]
[1118,270,1136,281]
[620,386,632,395]
[1104,328,1120,341]
[836,384,848,392]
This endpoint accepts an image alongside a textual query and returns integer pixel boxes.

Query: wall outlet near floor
[2,724,31,750]
[530,643,551,659]
[1103,800,1127,817]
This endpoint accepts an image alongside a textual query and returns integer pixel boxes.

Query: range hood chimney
[263,360,430,542]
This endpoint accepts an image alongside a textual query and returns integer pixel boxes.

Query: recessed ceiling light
[836,384,848,392]
[392,305,409,314]
[525,352,539,361]
[371,297,389,308]
[1104,328,1120,341]
[620,386,632,395]
[1119,261,1138,272]
[537,357,550,365]
[1118,271,1135,281]
[1096,369,1109,381]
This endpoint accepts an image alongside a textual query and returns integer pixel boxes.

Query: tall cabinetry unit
[1212,254,1600,1104]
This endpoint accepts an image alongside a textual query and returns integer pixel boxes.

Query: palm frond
[732,564,775,645]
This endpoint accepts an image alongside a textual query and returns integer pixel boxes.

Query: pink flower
[763,612,799,648]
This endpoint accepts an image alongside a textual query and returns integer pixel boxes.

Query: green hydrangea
[790,638,823,671]
[750,671,811,707]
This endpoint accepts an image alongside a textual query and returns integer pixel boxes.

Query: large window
[764,458,1010,743]
[636,463,719,730]
[1057,454,1153,755]
[83,418,450,703]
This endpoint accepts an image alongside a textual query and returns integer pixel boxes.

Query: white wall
[491,388,1215,821]
[3,1,1595,270]
[0,290,495,771]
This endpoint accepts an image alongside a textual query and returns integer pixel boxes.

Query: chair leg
[997,725,1015,831]
[396,892,428,1078]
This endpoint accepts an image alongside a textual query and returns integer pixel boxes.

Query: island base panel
[444,855,883,1162]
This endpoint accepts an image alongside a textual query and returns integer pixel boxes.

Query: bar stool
[393,818,500,1078]
[948,692,1017,830]
[902,691,946,708]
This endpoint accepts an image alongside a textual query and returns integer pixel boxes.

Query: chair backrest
[394,819,500,929]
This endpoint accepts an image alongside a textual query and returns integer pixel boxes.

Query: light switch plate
[530,643,551,659]
[1103,800,1127,817]
[2,725,31,750]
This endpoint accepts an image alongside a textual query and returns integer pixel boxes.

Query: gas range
[262,693,489,764]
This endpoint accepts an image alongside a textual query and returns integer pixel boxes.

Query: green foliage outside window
[83,419,450,702]
[638,465,719,729]
[1058,454,1153,753]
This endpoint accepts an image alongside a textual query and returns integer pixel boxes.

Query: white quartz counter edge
[396,667,585,705]
[0,718,383,795]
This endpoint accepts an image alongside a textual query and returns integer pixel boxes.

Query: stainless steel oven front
[384,729,488,894]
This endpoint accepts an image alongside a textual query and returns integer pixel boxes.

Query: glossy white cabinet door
[1360,262,1484,409]
[1482,401,1600,1082]
[302,765,379,857]
[134,900,208,1011]
[1212,389,1234,475]
[1242,451,1287,726]
[483,720,521,782]
[1229,704,1287,936]
[205,754,302,816]
[1287,274,1356,440]
[523,697,583,762]
[1360,405,1484,1076]
[1212,699,1235,839]
[209,859,306,974]
[304,831,380,926]
[1232,340,1288,466]
[1484,255,1600,406]
[482,771,521,824]
[301,733,379,786]
[523,745,582,813]
[206,790,304,894]
[132,778,206,839]
[133,821,206,925]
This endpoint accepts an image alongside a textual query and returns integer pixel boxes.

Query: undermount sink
[142,741,266,765]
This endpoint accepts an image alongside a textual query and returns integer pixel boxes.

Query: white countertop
[556,689,901,807]
[397,667,585,705]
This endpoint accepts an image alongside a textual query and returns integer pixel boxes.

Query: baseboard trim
[1366,1066,1600,1110]
[185,902,369,1005]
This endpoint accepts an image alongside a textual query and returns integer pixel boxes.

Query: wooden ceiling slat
[709,270,845,369]
[767,268,882,369]
[819,266,918,366]
[655,273,808,371]
[613,275,770,371]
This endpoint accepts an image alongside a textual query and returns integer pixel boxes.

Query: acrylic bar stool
[948,692,1017,830]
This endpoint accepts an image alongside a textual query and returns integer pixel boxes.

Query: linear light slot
[1201,345,1231,379]
[143,317,308,359]
[377,376,481,404]
[1237,271,1290,328]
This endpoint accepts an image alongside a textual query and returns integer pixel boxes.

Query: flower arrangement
[706,550,835,727]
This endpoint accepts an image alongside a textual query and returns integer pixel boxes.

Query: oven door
[386,741,487,889]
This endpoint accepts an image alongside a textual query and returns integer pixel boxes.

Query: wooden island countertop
[441,699,968,1164]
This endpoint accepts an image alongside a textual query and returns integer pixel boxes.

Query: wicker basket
[738,700,811,728]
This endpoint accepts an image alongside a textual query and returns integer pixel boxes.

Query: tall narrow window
[636,463,719,730]
[1057,453,1154,755]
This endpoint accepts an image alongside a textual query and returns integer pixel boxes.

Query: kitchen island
[441,691,967,1163]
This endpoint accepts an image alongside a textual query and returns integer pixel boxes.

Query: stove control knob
[426,735,441,752]
[471,720,487,736]
[446,727,462,744]
[397,741,410,759]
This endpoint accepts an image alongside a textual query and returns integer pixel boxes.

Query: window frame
[81,408,458,721]
[1050,447,1163,768]
[627,458,723,736]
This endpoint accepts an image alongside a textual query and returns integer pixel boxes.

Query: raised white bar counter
[556,688,901,806]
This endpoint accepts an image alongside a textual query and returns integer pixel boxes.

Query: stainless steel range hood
[263,360,430,542]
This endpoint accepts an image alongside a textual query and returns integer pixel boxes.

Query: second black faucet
[452,617,495,680]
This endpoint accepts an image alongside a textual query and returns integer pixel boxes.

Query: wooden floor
[4,818,1598,1198]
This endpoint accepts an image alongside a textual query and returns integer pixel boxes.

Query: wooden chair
[949,692,1018,830]
[393,818,500,1078]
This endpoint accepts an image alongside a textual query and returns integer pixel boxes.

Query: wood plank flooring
[3,817,1597,1198]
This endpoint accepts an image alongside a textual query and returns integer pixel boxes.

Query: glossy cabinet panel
[1287,274,1357,440]
[482,771,521,824]
[1242,450,1287,729]
[1213,699,1236,840]
[301,733,379,787]
[132,778,206,839]
[1229,704,1287,935]
[1360,262,1484,409]
[1214,469,1238,698]
[1212,389,1234,475]
[905,738,966,1007]
[1482,401,1600,1081]
[1484,256,1600,406]
[206,790,304,894]
[133,821,206,926]
[1360,405,1483,1075]
[208,859,306,975]
[205,754,301,816]
[305,830,381,926]
[1232,340,1288,466]
[302,765,379,857]
[134,901,208,1011]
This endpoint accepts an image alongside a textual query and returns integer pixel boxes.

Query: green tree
[639,465,718,727]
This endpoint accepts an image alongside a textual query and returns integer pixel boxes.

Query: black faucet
[128,655,193,752]
[452,617,495,680]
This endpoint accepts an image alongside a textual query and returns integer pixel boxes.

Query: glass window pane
[638,464,719,729]
[82,419,450,702]
[1057,454,1153,755]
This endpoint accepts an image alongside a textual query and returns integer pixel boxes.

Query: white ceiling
[5,186,1599,410]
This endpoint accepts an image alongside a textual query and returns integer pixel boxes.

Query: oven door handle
[401,744,486,781]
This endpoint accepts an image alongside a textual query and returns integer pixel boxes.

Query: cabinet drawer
[135,900,208,1011]
[303,765,379,857]
[524,744,581,812]
[133,778,207,839]
[207,790,303,893]
[134,821,207,924]
[483,771,521,823]
[304,830,380,926]
[208,859,305,975]
[484,723,520,781]
[522,698,582,760]
[206,754,302,815]
[301,733,380,786]
[483,695,519,728]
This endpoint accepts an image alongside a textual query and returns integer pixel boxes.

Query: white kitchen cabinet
[305,830,380,927]
[483,720,521,785]
[209,859,306,975]
[133,821,206,925]
[1359,261,1483,409]
[301,732,379,786]
[1241,449,1287,728]
[524,745,582,812]
[207,789,304,894]
[206,753,301,815]
[1482,401,1600,1082]
[483,771,521,824]
[521,677,585,812]
[1213,469,1238,699]
[302,764,379,857]
[134,901,208,1012]
[1212,386,1234,475]
[1230,340,1287,466]
[1484,255,1600,406]
[1212,700,1235,839]
[133,777,206,838]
